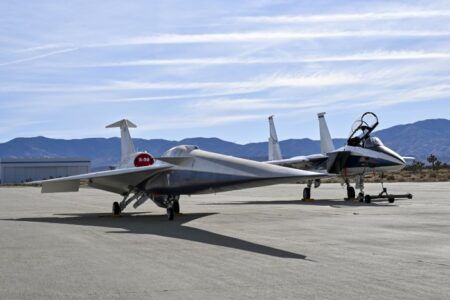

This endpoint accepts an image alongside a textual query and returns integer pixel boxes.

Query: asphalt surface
[0,182,449,299]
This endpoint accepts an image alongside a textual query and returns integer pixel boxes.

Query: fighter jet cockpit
[364,136,384,148]
[347,112,380,148]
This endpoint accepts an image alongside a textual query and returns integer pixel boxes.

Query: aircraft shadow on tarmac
[4,212,307,260]
[204,199,395,207]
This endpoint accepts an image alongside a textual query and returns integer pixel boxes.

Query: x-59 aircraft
[267,112,412,203]
[35,119,326,220]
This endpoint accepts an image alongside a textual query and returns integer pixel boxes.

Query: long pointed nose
[382,146,406,168]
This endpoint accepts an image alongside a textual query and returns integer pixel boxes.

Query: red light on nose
[134,153,154,167]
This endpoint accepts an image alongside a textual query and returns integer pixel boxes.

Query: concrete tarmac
[0,182,449,299]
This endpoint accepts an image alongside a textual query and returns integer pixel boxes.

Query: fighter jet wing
[266,154,328,170]
[31,163,173,194]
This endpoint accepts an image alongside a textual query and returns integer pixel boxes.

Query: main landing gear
[112,191,150,216]
[346,186,356,200]
[112,201,121,216]
[302,179,321,200]
[111,191,181,220]
[344,176,365,201]
[344,178,356,200]
[165,195,180,221]
[303,187,311,200]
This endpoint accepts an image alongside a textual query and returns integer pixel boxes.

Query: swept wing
[32,163,173,194]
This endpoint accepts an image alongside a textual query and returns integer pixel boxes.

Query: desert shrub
[387,175,395,181]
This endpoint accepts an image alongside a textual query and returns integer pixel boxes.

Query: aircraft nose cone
[393,150,406,166]
[385,146,406,167]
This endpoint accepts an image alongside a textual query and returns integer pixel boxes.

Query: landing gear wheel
[388,198,395,203]
[347,186,355,200]
[173,201,180,214]
[357,192,364,201]
[167,207,174,221]
[303,187,311,200]
[112,201,121,216]
[364,195,371,204]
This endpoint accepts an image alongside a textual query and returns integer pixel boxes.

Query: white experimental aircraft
[35,119,327,220]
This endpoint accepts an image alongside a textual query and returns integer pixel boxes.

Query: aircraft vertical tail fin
[268,115,283,160]
[317,112,335,154]
[106,119,137,164]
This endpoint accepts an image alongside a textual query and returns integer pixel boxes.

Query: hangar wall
[0,158,90,184]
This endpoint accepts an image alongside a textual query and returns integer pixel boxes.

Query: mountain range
[0,118,449,168]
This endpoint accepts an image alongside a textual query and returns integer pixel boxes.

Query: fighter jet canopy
[347,112,379,147]
[364,136,384,148]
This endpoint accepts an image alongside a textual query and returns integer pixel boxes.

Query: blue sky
[1,0,450,143]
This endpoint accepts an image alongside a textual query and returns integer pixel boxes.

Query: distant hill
[0,118,448,167]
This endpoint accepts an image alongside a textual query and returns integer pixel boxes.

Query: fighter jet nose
[394,150,406,166]
[389,147,406,166]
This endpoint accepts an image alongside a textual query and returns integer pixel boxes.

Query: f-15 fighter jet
[267,112,412,203]
[35,119,326,220]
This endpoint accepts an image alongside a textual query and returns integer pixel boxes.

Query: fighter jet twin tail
[35,112,412,220]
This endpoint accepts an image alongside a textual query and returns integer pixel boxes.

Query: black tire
[112,202,121,216]
[388,198,395,203]
[173,201,180,214]
[167,207,174,221]
[364,195,371,204]
[347,186,356,199]
[303,187,311,200]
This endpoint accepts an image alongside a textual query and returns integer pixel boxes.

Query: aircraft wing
[32,163,173,194]
[266,154,328,170]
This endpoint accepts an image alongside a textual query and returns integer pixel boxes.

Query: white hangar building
[0,158,90,184]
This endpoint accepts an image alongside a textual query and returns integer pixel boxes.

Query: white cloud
[238,10,450,24]
[137,113,265,131]
[364,84,450,107]
[95,30,450,47]
[72,51,450,68]
[0,47,79,66]
[7,30,450,67]
[16,43,74,53]
[0,72,362,93]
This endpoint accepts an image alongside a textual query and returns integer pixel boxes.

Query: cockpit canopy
[347,112,379,147]
[162,145,199,157]
[364,137,384,148]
